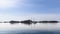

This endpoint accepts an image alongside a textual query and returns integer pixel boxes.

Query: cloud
[0,0,24,9]
[0,14,60,21]
[0,0,45,9]
[28,14,60,21]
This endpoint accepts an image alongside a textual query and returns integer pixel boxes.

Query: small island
[39,21,58,23]
[9,20,20,24]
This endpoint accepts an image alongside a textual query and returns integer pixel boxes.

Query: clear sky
[0,0,60,21]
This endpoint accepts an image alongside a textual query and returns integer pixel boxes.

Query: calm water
[0,23,60,34]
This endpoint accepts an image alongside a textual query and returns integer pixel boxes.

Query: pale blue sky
[0,0,60,21]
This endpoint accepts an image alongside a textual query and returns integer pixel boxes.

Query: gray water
[0,23,60,34]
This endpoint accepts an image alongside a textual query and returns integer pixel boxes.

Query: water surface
[0,23,60,34]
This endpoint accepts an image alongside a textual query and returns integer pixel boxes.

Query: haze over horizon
[0,0,60,21]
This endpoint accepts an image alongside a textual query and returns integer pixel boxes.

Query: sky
[0,0,60,21]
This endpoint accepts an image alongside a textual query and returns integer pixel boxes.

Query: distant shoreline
[2,20,58,25]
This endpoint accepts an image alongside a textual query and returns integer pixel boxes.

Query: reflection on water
[0,23,60,34]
